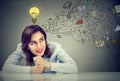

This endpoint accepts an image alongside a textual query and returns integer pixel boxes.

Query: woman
[2,25,78,74]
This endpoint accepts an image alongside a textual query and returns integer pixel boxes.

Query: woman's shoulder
[16,43,22,49]
[47,41,63,57]
[47,41,62,51]
[17,43,22,47]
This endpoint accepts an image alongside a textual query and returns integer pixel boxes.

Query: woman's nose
[37,43,42,48]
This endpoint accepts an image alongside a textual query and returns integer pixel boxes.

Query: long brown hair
[21,25,51,65]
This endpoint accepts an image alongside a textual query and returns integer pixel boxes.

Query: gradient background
[0,0,120,72]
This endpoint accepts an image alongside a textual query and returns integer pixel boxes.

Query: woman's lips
[36,49,43,54]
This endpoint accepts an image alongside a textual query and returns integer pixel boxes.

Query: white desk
[0,71,120,81]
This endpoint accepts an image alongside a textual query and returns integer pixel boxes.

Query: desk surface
[0,71,120,81]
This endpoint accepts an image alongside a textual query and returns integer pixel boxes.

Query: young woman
[2,25,78,74]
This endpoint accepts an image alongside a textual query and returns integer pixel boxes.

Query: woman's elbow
[73,66,78,73]
[68,64,78,73]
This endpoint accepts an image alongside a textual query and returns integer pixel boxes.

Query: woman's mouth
[36,49,43,54]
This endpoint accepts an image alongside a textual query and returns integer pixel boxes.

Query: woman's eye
[40,38,45,42]
[30,42,36,45]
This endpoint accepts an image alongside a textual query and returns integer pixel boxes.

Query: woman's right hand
[30,66,44,74]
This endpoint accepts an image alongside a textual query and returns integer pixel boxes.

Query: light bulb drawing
[29,7,40,23]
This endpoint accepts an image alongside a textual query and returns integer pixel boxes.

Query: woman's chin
[36,53,43,56]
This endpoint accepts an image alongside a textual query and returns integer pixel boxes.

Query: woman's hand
[33,56,51,70]
[30,66,44,74]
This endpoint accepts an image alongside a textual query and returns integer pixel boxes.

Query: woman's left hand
[33,56,51,70]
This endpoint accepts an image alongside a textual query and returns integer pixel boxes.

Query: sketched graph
[42,0,119,49]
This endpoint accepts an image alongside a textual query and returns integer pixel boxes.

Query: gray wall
[0,0,120,72]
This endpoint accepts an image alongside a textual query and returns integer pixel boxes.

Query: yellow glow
[29,7,40,18]
[29,7,40,23]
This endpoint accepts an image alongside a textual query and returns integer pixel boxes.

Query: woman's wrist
[30,66,33,74]
[45,62,51,70]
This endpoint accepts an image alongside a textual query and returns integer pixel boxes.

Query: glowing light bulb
[29,7,40,23]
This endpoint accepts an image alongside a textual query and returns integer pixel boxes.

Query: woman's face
[28,31,46,56]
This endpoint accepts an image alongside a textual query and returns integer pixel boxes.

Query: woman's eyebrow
[30,36,44,42]
[40,36,44,39]
[30,40,36,42]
